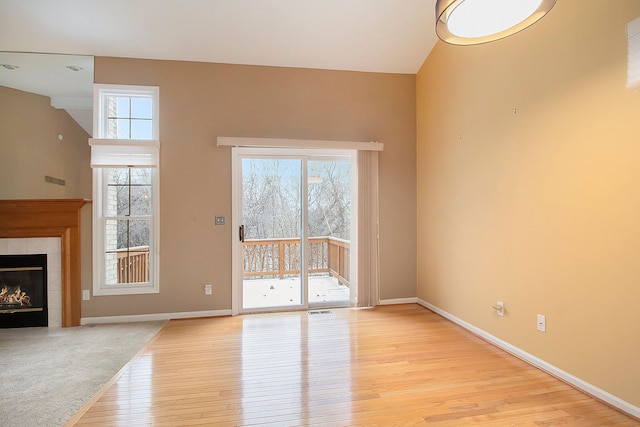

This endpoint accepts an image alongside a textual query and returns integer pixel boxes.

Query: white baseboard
[81,309,232,325]
[417,298,640,419]
[379,297,417,305]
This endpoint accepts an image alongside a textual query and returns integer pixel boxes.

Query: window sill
[93,284,159,296]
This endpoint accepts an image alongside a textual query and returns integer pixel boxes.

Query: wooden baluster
[294,241,299,275]
[278,240,284,279]
[338,245,343,282]
[145,252,149,282]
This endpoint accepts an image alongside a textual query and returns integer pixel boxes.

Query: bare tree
[242,159,301,239]
[242,159,350,240]
[109,168,152,249]
[308,160,351,240]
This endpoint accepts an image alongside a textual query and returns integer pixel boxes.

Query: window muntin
[106,96,154,139]
[106,168,152,216]
[95,84,159,142]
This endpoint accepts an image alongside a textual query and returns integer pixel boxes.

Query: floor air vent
[308,310,332,315]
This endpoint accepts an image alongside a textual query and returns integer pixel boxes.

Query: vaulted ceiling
[0,0,439,74]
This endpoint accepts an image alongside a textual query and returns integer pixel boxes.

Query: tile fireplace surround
[0,200,88,327]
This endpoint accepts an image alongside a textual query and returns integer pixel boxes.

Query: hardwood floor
[68,304,638,426]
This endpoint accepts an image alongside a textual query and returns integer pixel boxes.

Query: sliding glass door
[233,148,354,314]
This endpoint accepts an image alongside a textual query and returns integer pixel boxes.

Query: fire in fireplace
[0,254,48,328]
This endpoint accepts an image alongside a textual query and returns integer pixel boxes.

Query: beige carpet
[0,321,167,427]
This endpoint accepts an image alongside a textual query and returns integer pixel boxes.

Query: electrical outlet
[537,314,546,332]
[204,284,213,295]
[82,290,90,301]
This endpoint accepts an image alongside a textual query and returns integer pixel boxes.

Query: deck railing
[243,237,350,285]
[116,247,149,283]
[114,238,351,286]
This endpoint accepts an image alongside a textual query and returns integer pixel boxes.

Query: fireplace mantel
[0,199,89,327]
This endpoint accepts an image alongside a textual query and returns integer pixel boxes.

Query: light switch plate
[215,216,226,226]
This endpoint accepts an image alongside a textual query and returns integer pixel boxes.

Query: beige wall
[86,58,417,316]
[0,86,93,298]
[417,1,640,407]
[0,86,91,199]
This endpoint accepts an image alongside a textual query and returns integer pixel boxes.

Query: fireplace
[0,199,88,327]
[0,254,48,328]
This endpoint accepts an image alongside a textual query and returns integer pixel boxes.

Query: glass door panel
[241,158,303,310]
[307,159,351,308]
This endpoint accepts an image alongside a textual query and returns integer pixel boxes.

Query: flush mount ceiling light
[436,0,557,45]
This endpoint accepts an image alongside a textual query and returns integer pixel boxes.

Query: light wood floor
[68,304,638,426]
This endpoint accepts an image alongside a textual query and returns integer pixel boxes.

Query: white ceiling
[0,0,440,135]
[0,52,93,99]
[0,51,94,134]
[0,0,439,74]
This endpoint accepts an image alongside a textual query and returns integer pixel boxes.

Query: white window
[628,16,640,90]
[90,84,160,295]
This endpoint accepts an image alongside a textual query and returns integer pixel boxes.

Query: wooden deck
[68,304,639,426]
[243,275,350,309]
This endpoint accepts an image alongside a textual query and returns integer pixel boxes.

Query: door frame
[231,146,357,315]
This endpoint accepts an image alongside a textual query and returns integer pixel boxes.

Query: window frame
[92,84,160,296]
[94,84,159,140]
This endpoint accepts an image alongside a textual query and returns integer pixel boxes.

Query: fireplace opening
[0,254,48,328]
